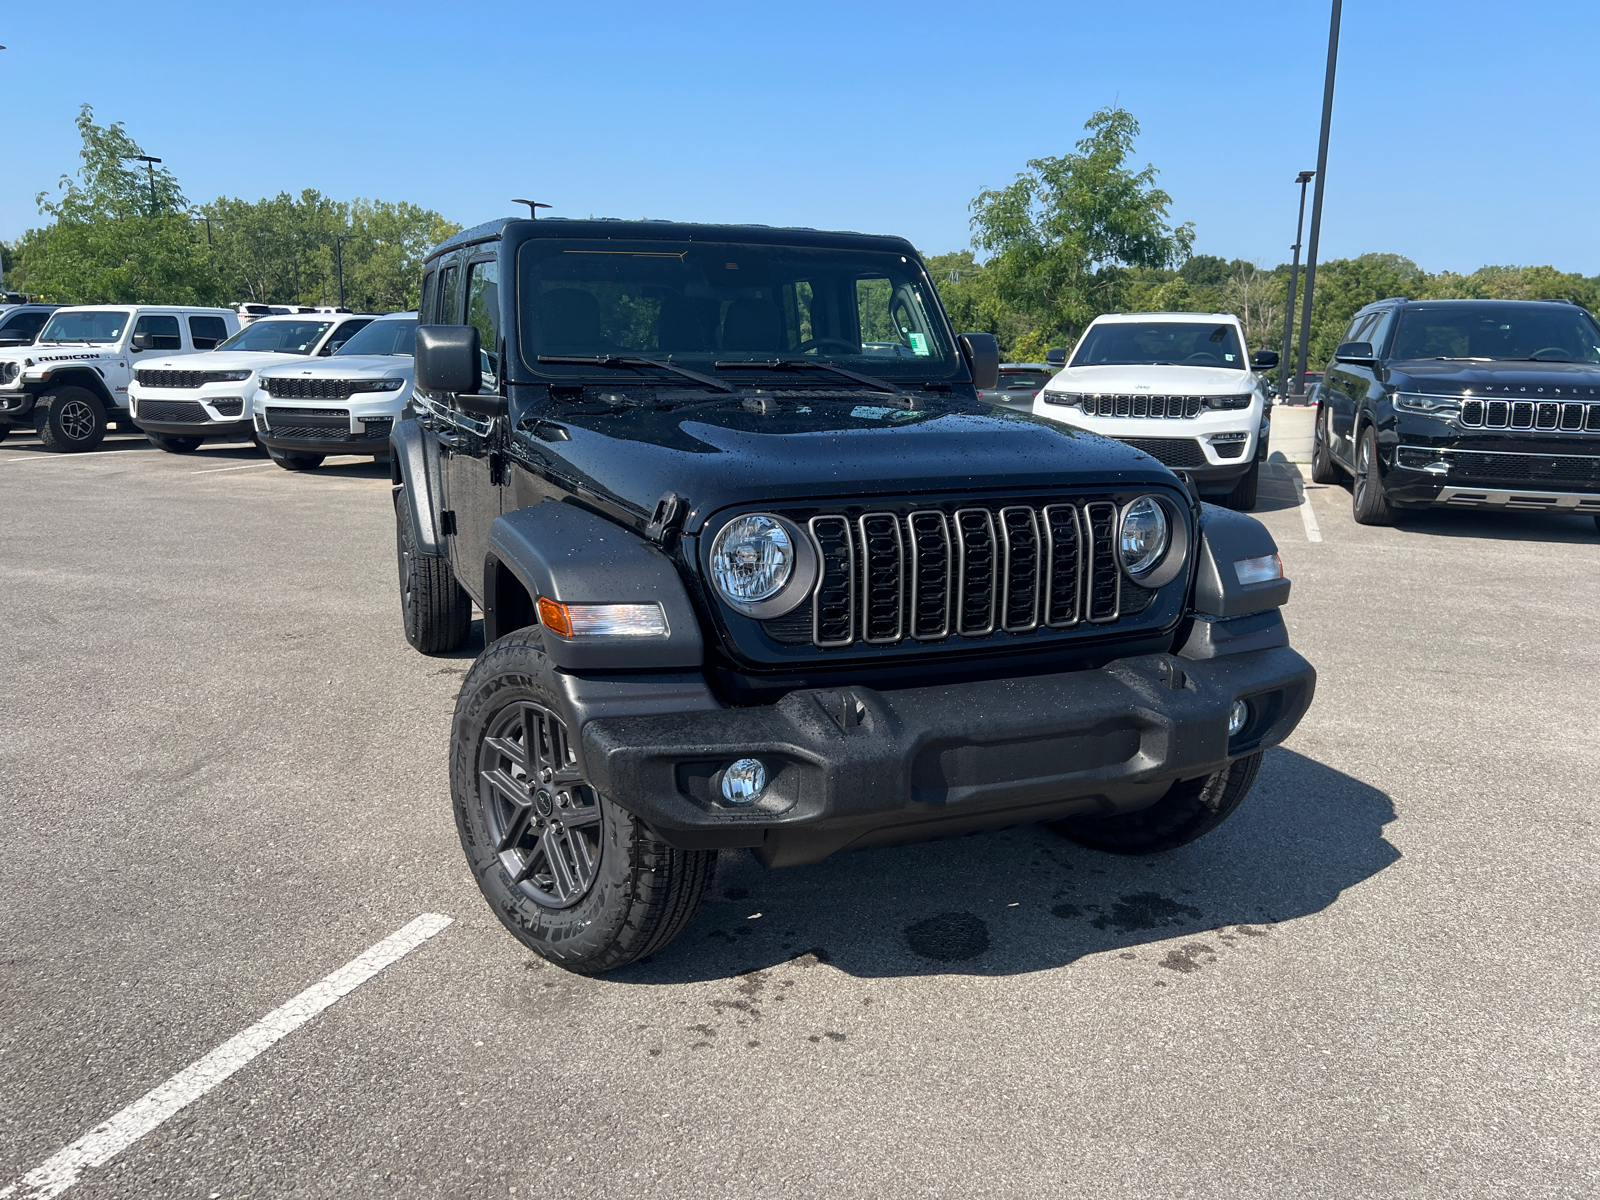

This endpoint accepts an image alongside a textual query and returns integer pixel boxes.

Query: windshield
[1389,304,1600,363]
[517,239,957,380]
[215,319,334,354]
[333,318,416,357]
[1071,321,1246,370]
[38,310,131,344]
[997,369,1053,390]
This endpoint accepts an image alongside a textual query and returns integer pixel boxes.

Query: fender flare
[38,366,116,409]
[1189,503,1290,618]
[485,500,704,670]
[389,417,446,556]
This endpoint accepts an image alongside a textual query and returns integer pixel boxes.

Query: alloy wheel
[1355,433,1371,507]
[477,701,603,908]
[59,399,96,442]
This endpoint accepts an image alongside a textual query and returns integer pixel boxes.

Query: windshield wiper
[537,354,734,392]
[713,358,901,395]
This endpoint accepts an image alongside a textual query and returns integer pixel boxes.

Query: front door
[440,257,505,598]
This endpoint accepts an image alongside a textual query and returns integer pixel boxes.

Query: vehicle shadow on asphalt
[1389,507,1598,544]
[613,747,1399,983]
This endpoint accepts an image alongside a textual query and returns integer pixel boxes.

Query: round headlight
[1119,496,1170,577]
[710,514,795,605]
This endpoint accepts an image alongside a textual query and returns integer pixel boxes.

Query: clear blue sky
[5,1,1597,275]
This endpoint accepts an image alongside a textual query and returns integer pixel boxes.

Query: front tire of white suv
[1222,459,1260,511]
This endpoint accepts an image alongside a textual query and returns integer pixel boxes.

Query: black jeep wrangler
[390,218,1316,973]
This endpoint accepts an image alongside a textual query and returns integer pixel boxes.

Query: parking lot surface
[3,431,1597,1199]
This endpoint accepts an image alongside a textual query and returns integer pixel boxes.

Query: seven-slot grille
[134,369,243,389]
[1459,397,1600,432]
[799,500,1125,651]
[1069,394,1206,418]
[262,377,363,400]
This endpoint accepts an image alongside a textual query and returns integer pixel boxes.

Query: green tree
[967,106,1195,356]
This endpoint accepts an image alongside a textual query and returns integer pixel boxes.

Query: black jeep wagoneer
[390,218,1316,973]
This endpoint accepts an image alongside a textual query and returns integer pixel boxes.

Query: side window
[188,315,228,350]
[0,311,51,341]
[1342,315,1368,344]
[466,258,500,392]
[1364,309,1395,357]
[322,318,372,355]
[419,270,437,324]
[134,314,182,350]
[437,263,463,325]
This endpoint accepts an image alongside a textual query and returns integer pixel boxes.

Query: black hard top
[425,217,917,266]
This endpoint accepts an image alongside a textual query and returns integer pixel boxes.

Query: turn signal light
[536,596,669,637]
[1233,553,1283,586]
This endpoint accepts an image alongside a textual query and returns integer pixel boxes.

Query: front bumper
[130,388,257,440]
[1377,412,1600,509]
[1031,405,1263,490]
[576,644,1315,867]
[256,402,399,457]
[0,389,37,424]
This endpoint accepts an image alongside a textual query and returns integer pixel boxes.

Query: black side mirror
[1045,347,1067,367]
[415,325,482,396]
[958,332,1000,391]
[130,332,156,351]
[1251,348,1280,369]
[1334,341,1375,365]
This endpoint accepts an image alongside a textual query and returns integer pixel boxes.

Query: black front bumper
[1377,413,1600,509]
[577,645,1315,867]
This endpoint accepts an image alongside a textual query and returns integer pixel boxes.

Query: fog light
[719,759,766,805]
[1228,700,1250,736]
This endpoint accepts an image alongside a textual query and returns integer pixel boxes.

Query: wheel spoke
[540,825,581,900]
[557,801,601,830]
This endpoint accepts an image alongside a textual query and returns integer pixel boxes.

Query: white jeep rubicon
[253,312,417,470]
[128,311,374,453]
[1032,312,1280,510]
[0,305,239,451]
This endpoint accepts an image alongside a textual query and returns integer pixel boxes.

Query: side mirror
[131,332,156,351]
[415,325,482,396]
[958,332,1000,391]
[1045,347,1067,367]
[1251,348,1280,369]
[1334,341,1375,365]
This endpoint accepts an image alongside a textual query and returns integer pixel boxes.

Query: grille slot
[1041,505,1082,627]
[1084,502,1121,623]
[953,509,998,637]
[858,513,905,644]
[998,507,1042,632]
[809,516,856,648]
[905,512,951,640]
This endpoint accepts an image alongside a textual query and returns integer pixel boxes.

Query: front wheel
[1351,425,1394,526]
[451,630,718,974]
[0,424,9,446]
[1047,752,1264,855]
[147,432,202,454]
[34,387,107,452]
[1221,459,1259,511]
[1310,406,1339,483]
[269,449,324,471]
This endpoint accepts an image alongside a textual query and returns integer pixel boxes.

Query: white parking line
[0,913,453,1200]
[0,449,154,466]
[1288,465,1323,543]
[190,461,276,474]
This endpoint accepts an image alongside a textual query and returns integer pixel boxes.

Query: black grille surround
[1440,448,1600,488]
[1046,393,1208,419]
[1459,397,1600,432]
[134,399,208,423]
[263,377,364,400]
[134,369,249,389]
[699,489,1190,668]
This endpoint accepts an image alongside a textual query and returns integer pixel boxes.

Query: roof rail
[1379,296,1409,303]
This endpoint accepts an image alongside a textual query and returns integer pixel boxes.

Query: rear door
[1325,313,1376,462]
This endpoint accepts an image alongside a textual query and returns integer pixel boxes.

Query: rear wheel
[395,487,472,654]
[1310,406,1339,483]
[452,630,718,973]
[1351,424,1394,526]
[269,449,324,471]
[34,387,106,452]
[1047,753,1264,855]
[1221,459,1259,510]
[147,432,202,454]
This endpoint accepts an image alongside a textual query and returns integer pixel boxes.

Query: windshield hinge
[645,491,687,546]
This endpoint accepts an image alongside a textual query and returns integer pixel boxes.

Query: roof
[1091,311,1241,324]
[425,217,915,265]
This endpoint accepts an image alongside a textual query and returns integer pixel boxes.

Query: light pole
[130,155,162,213]
[1279,171,1314,401]
[512,199,551,219]
[1293,0,1342,399]
[334,234,354,308]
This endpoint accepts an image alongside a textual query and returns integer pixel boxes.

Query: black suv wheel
[34,387,107,452]
[451,630,718,973]
[395,489,472,654]
[1351,425,1394,526]
[1047,752,1263,854]
[1310,405,1339,483]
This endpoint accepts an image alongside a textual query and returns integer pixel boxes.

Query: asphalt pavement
[1,428,1596,1199]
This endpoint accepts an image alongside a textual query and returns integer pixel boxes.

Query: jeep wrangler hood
[520,403,1183,530]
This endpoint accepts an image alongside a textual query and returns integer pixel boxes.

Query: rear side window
[321,318,372,354]
[438,263,463,324]
[466,258,501,392]
[134,314,182,350]
[188,315,228,350]
[419,271,437,324]
[0,311,51,341]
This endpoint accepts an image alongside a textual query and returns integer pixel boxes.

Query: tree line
[6,104,1597,380]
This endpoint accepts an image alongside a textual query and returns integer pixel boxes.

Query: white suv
[0,305,239,451]
[1031,312,1278,509]
[128,311,374,453]
[254,312,417,471]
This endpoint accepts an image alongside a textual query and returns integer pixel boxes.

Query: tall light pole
[1279,171,1315,401]
[334,234,354,308]
[130,155,162,214]
[1293,0,1342,398]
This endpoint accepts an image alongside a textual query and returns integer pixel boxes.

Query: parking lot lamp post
[334,234,353,308]
[1293,0,1342,398]
[1279,171,1314,399]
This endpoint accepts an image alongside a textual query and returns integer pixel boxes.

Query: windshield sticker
[851,406,894,420]
[1225,353,1236,361]
[908,333,930,356]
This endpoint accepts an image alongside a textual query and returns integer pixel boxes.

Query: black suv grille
[1117,437,1207,468]
[758,498,1161,652]
[1460,398,1600,432]
[134,369,243,389]
[263,407,390,443]
[263,377,362,400]
[1443,449,1600,487]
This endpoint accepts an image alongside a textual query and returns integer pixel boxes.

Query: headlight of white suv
[346,377,408,393]
[708,513,817,618]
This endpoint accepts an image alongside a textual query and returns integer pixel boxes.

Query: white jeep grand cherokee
[1032,312,1279,510]
[253,312,417,471]
[128,311,374,453]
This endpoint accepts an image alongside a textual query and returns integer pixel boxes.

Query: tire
[1221,458,1259,511]
[0,425,9,446]
[1351,424,1394,526]
[147,432,202,454]
[395,488,472,654]
[269,450,324,471]
[34,387,107,452]
[451,629,718,973]
[1047,752,1264,855]
[1310,406,1339,483]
